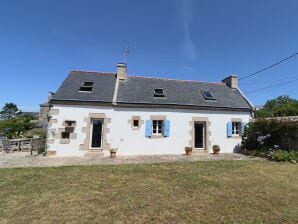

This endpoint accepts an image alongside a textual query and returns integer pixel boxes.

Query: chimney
[48,92,54,100]
[116,63,127,80]
[222,75,238,89]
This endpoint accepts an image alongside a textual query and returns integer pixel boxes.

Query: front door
[90,119,103,149]
[194,122,205,149]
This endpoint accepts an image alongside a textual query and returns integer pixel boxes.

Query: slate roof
[40,101,49,107]
[117,76,251,109]
[52,70,252,110]
[52,70,116,103]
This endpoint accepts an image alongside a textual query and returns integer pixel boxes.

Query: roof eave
[49,99,114,106]
[50,99,251,112]
[235,87,255,111]
[116,102,252,112]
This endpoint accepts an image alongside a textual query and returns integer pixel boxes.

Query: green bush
[0,114,37,139]
[267,150,298,162]
[184,146,193,151]
[243,148,297,162]
[242,119,298,152]
[38,145,46,155]
[241,119,298,162]
[23,128,47,138]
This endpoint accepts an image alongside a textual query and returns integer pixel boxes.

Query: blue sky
[0,0,297,111]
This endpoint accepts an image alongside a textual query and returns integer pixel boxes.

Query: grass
[0,161,297,223]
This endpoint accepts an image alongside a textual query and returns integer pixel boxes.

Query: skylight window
[79,81,94,92]
[82,81,94,86]
[153,88,165,97]
[202,91,216,100]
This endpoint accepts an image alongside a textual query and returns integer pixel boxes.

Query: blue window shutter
[145,120,152,137]
[227,122,232,137]
[241,122,247,136]
[163,120,170,137]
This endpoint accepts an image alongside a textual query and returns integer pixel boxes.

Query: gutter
[50,99,251,112]
[115,102,253,112]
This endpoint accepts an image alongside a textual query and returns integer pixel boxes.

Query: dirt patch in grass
[0,161,297,223]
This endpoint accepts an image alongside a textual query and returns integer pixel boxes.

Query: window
[79,81,94,92]
[145,118,170,137]
[152,120,163,135]
[61,132,70,139]
[202,91,215,100]
[133,119,139,128]
[61,120,76,140]
[65,120,76,127]
[228,121,247,137]
[153,88,165,97]
[232,122,241,136]
[130,116,142,129]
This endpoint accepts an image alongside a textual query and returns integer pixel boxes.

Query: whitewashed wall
[47,105,251,156]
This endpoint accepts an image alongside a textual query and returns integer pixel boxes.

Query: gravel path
[0,151,261,168]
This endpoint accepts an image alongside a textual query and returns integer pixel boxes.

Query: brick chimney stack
[116,63,127,80]
[222,75,238,89]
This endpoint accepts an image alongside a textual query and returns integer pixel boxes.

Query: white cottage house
[46,63,254,157]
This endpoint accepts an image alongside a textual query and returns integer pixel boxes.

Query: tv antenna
[123,47,130,63]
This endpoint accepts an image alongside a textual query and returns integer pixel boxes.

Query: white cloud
[182,0,196,61]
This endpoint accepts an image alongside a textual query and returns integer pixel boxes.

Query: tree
[275,101,298,117]
[0,103,20,120]
[255,95,298,118]
[0,114,36,139]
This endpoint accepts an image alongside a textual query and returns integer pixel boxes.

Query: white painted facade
[47,104,251,157]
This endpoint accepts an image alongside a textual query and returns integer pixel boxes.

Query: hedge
[241,118,298,162]
[242,118,298,152]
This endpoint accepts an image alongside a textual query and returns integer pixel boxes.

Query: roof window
[79,81,94,92]
[153,88,165,97]
[202,91,215,100]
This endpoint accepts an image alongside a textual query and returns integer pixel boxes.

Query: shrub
[109,148,118,153]
[184,146,193,151]
[267,150,298,162]
[23,128,47,138]
[243,148,297,163]
[241,119,298,162]
[0,114,37,139]
[212,144,220,149]
[38,145,46,155]
[242,119,298,152]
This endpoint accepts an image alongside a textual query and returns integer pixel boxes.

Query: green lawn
[0,161,297,224]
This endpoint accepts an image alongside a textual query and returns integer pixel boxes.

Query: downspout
[113,63,128,105]
[112,77,120,105]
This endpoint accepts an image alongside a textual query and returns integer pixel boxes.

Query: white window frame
[232,122,241,136]
[152,120,164,135]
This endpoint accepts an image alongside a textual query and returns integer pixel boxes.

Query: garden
[241,95,298,162]
[241,118,298,162]
[0,103,46,154]
[0,161,297,223]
